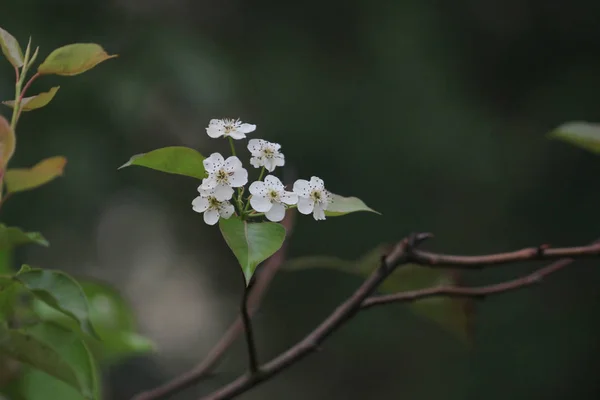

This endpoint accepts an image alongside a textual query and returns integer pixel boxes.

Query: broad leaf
[3,87,60,111]
[34,280,155,364]
[0,322,99,399]
[4,156,67,194]
[38,43,117,76]
[283,246,471,342]
[548,121,600,154]
[119,146,206,179]
[0,224,49,250]
[16,266,99,339]
[0,27,23,68]
[325,193,379,217]
[219,217,286,284]
[0,115,15,166]
[16,368,87,400]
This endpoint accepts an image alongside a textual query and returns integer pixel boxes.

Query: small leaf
[3,87,60,112]
[0,224,49,250]
[4,156,67,194]
[325,193,380,217]
[0,115,15,166]
[548,121,600,154]
[16,267,99,339]
[38,43,117,76]
[282,246,471,342]
[219,217,286,284]
[119,146,206,179]
[0,322,100,400]
[0,27,23,68]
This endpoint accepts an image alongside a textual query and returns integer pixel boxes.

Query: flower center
[311,190,322,202]
[209,197,220,208]
[216,169,229,183]
[263,148,274,159]
[269,190,279,201]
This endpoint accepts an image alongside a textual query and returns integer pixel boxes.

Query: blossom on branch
[247,139,285,172]
[192,188,235,225]
[249,175,297,222]
[200,152,248,201]
[206,118,256,140]
[293,176,331,221]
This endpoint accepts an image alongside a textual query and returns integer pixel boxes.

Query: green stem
[228,137,237,157]
[257,167,266,182]
[242,167,266,215]
[10,39,33,131]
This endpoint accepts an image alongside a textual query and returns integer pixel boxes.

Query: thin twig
[131,210,296,400]
[361,257,573,309]
[240,279,259,374]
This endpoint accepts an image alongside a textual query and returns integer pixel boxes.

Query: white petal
[297,197,314,215]
[250,196,273,212]
[204,209,220,225]
[224,156,243,172]
[280,191,298,205]
[239,123,256,134]
[247,139,263,154]
[228,131,246,140]
[310,176,325,190]
[204,153,225,173]
[214,184,234,201]
[209,119,223,125]
[264,158,276,172]
[264,175,284,191]
[206,126,224,138]
[293,179,310,197]
[250,157,262,168]
[266,203,286,222]
[312,204,326,221]
[200,177,217,190]
[274,156,285,167]
[229,168,248,187]
[219,203,235,219]
[191,196,210,213]
[249,181,267,196]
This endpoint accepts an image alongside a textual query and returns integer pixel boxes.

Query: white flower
[249,175,297,222]
[247,139,285,172]
[293,176,332,221]
[192,188,235,225]
[206,118,256,140]
[200,152,248,201]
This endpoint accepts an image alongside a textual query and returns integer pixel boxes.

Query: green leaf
[219,217,286,284]
[0,114,15,166]
[119,146,206,179]
[0,322,99,399]
[15,267,99,340]
[548,121,600,154]
[3,87,60,112]
[4,156,67,194]
[38,43,117,76]
[0,224,49,250]
[34,280,155,364]
[325,193,380,217]
[283,245,471,342]
[0,27,23,68]
[16,368,87,400]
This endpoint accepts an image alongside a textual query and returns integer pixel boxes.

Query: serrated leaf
[0,115,15,166]
[0,322,99,400]
[16,267,99,340]
[34,280,155,364]
[325,193,380,217]
[548,121,600,154]
[219,217,286,284]
[0,27,23,68]
[119,146,206,179]
[38,43,117,76]
[0,224,49,250]
[4,156,67,194]
[3,87,60,112]
[282,245,471,342]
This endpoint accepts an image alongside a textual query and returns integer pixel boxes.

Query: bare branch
[240,280,259,374]
[361,257,573,309]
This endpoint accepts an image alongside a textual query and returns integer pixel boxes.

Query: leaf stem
[240,278,259,375]
[228,137,236,157]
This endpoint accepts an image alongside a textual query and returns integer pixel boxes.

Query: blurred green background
[3,0,600,399]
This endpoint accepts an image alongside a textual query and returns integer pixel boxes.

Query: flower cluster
[192,118,332,224]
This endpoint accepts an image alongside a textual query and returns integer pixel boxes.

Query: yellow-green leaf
[0,27,24,68]
[0,115,15,166]
[4,156,67,194]
[325,193,380,217]
[548,121,600,154]
[38,43,117,76]
[0,224,49,250]
[119,147,206,179]
[3,87,60,112]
